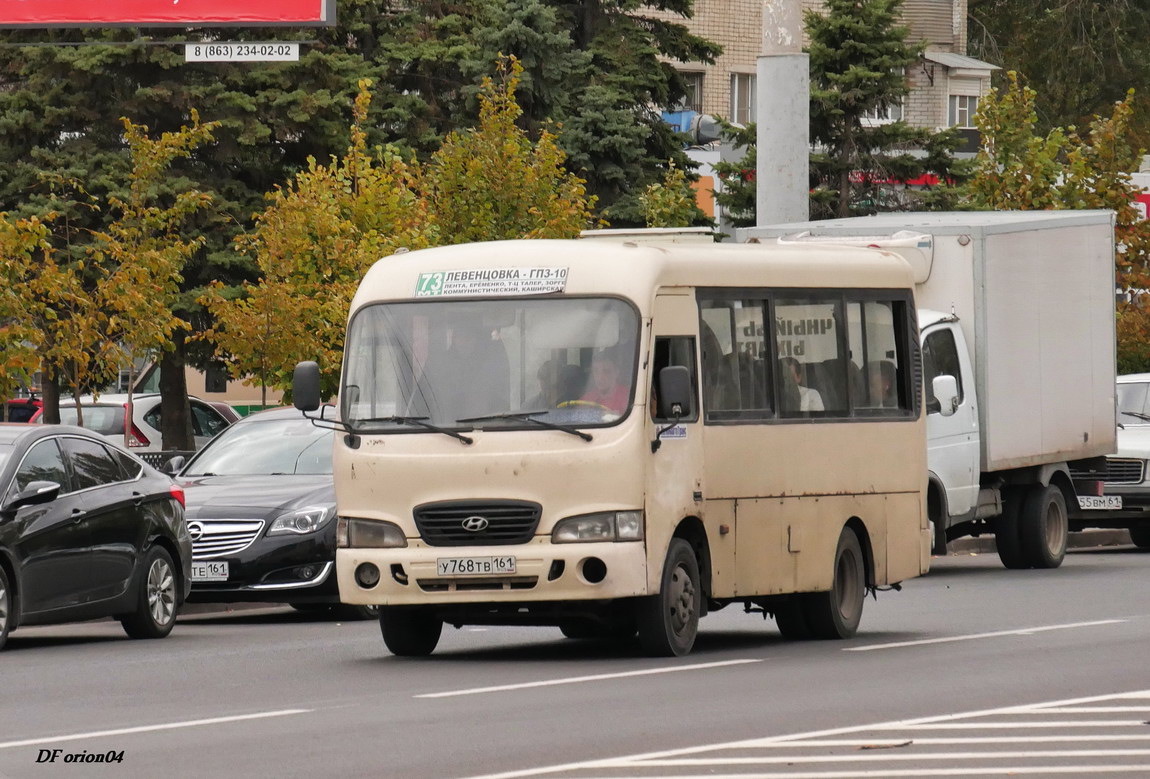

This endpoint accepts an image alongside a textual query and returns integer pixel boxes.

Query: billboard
[0,0,336,27]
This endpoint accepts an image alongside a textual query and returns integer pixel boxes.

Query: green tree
[0,215,53,417]
[711,121,757,229]
[426,59,596,243]
[640,160,706,228]
[806,0,967,218]
[963,73,1150,372]
[969,0,1150,149]
[202,82,431,400]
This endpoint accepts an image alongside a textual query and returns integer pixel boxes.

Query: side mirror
[162,455,186,475]
[5,481,61,512]
[932,375,959,417]
[657,365,692,419]
[293,361,322,412]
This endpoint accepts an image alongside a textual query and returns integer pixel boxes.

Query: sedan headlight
[337,517,408,548]
[267,505,335,536]
[552,511,644,543]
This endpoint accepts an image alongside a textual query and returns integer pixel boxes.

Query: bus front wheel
[637,538,701,657]
[379,607,442,656]
[803,527,865,640]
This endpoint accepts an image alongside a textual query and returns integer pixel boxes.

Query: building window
[948,95,979,128]
[205,363,229,394]
[861,99,904,126]
[730,73,755,125]
[676,71,704,113]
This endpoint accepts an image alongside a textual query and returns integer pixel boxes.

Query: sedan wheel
[121,546,179,640]
[0,566,11,651]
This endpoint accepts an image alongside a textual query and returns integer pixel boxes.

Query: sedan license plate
[1078,495,1122,510]
[191,561,229,581]
[436,556,516,576]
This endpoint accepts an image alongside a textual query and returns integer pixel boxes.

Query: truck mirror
[657,365,692,419]
[932,375,959,417]
[293,361,322,412]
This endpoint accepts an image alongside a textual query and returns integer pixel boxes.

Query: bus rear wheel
[637,538,700,657]
[379,607,442,656]
[803,527,865,640]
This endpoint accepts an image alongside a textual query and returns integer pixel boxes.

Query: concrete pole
[757,0,809,225]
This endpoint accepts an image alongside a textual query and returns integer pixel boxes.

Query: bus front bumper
[335,542,650,606]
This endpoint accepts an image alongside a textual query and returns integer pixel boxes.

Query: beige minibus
[293,238,930,657]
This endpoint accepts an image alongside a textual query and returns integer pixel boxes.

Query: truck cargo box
[740,210,1117,472]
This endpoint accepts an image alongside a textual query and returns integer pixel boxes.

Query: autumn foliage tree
[964,73,1150,372]
[202,58,596,398]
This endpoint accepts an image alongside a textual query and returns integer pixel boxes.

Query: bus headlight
[552,511,644,543]
[337,518,408,548]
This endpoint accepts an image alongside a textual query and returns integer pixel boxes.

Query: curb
[945,528,1133,556]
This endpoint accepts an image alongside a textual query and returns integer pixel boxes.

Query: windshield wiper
[354,416,473,444]
[1121,410,1150,422]
[456,411,593,442]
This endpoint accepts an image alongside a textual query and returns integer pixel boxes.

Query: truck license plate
[191,561,229,581]
[1078,495,1122,510]
[436,556,516,576]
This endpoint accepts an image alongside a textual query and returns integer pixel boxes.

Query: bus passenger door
[644,292,715,594]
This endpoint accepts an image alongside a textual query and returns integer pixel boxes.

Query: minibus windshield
[342,297,639,432]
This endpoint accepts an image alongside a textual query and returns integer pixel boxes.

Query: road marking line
[0,709,311,751]
[414,658,762,699]
[629,749,1150,766]
[779,735,1150,746]
[876,721,1146,730]
[845,619,1125,651]
[1031,706,1150,713]
[460,689,1150,779]
[554,769,1150,778]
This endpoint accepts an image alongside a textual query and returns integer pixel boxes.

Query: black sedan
[0,423,191,650]
[176,407,374,619]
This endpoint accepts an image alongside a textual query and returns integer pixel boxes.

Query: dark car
[176,407,374,619]
[0,423,192,650]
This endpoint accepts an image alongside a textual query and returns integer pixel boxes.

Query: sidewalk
[945,528,1133,555]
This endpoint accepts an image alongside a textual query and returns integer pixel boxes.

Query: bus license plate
[436,556,516,576]
[1078,495,1122,510]
[191,561,229,581]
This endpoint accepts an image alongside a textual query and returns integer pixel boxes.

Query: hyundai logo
[186,521,204,542]
[461,516,489,532]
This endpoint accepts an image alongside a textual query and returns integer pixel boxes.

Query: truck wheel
[1019,484,1068,569]
[637,538,701,657]
[773,596,812,640]
[1128,527,1150,549]
[994,488,1029,569]
[379,607,442,656]
[803,527,865,640]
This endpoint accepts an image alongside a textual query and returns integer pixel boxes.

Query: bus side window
[652,336,699,421]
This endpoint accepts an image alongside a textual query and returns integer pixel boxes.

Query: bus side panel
[731,498,797,595]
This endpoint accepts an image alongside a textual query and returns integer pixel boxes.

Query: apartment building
[656,0,996,143]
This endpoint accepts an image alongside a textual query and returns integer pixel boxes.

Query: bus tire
[379,607,442,656]
[1128,526,1150,549]
[1019,484,1068,569]
[637,538,700,657]
[803,527,865,640]
[773,596,812,640]
[994,488,1028,569]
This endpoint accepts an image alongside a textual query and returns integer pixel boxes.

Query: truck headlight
[337,517,408,548]
[552,511,644,543]
[267,505,335,536]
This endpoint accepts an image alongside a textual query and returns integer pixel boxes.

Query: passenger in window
[869,360,898,407]
[781,356,824,412]
[580,348,630,414]
[526,360,586,409]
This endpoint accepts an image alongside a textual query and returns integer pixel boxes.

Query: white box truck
[739,211,1118,569]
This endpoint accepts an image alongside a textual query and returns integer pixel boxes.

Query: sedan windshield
[1118,382,1149,421]
[183,417,332,476]
[343,297,639,431]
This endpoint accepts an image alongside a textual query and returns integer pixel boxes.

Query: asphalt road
[3,544,1150,778]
